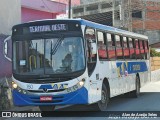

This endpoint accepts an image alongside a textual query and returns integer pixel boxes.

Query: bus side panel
[98,60,125,98]
[139,60,150,87]
[97,60,149,98]
[87,61,101,104]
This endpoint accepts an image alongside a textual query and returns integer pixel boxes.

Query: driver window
[85,28,97,63]
[85,27,97,76]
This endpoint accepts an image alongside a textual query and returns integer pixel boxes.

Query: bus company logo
[39,83,68,91]
[43,88,48,93]
[116,62,128,77]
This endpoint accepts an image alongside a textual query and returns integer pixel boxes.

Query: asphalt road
[3,81,160,120]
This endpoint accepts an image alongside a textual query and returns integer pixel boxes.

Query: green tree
[150,48,160,57]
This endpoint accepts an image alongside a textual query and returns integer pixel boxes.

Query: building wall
[22,7,57,23]
[132,0,160,45]
[52,0,80,6]
[0,0,21,35]
[132,1,160,30]
[151,57,160,71]
[80,0,98,4]
[0,0,21,79]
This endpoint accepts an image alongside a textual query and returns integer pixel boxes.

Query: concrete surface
[2,81,160,120]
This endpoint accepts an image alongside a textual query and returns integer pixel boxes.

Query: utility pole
[128,0,132,32]
[68,0,71,18]
[112,0,115,27]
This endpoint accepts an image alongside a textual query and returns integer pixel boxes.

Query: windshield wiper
[51,35,64,55]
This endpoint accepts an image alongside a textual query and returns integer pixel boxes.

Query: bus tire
[39,105,55,111]
[131,75,140,98]
[92,83,109,111]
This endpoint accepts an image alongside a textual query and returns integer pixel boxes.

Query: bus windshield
[13,36,85,76]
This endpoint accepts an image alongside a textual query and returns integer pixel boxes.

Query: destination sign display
[29,24,67,33]
[12,22,81,36]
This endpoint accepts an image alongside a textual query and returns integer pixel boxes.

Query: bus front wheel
[39,106,55,111]
[92,83,109,111]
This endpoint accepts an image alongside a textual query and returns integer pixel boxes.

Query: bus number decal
[27,84,33,89]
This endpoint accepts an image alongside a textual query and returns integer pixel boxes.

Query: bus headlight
[78,78,85,87]
[12,81,18,89]
[66,79,85,93]
[12,81,27,94]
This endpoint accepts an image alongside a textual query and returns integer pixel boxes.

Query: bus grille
[27,89,65,93]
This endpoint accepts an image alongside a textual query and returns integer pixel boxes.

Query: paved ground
[2,81,160,120]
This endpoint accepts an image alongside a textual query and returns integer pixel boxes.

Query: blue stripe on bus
[127,62,148,74]
[116,61,148,76]
[12,87,88,106]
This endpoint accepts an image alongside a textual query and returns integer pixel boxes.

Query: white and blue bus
[11,19,150,111]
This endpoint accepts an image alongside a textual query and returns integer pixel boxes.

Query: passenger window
[129,38,136,59]
[139,40,145,59]
[97,31,107,59]
[107,33,116,59]
[135,39,140,59]
[116,35,121,47]
[143,41,149,59]
[123,37,130,59]
[139,40,143,49]
[123,37,128,48]
[115,35,123,59]
[107,33,112,47]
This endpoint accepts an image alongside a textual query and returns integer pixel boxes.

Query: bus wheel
[39,106,55,111]
[131,75,140,98]
[92,83,109,111]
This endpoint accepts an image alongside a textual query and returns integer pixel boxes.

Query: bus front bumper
[12,87,88,106]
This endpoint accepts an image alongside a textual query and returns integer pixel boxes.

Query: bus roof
[14,19,148,40]
[79,19,148,40]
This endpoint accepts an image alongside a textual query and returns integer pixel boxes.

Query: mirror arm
[3,36,12,62]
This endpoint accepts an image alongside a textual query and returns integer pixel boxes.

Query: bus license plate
[40,96,52,101]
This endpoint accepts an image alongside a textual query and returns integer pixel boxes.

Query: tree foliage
[150,48,160,57]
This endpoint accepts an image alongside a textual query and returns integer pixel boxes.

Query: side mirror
[4,41,8,55]
[3,36,12,61]
[91,42,97,55]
